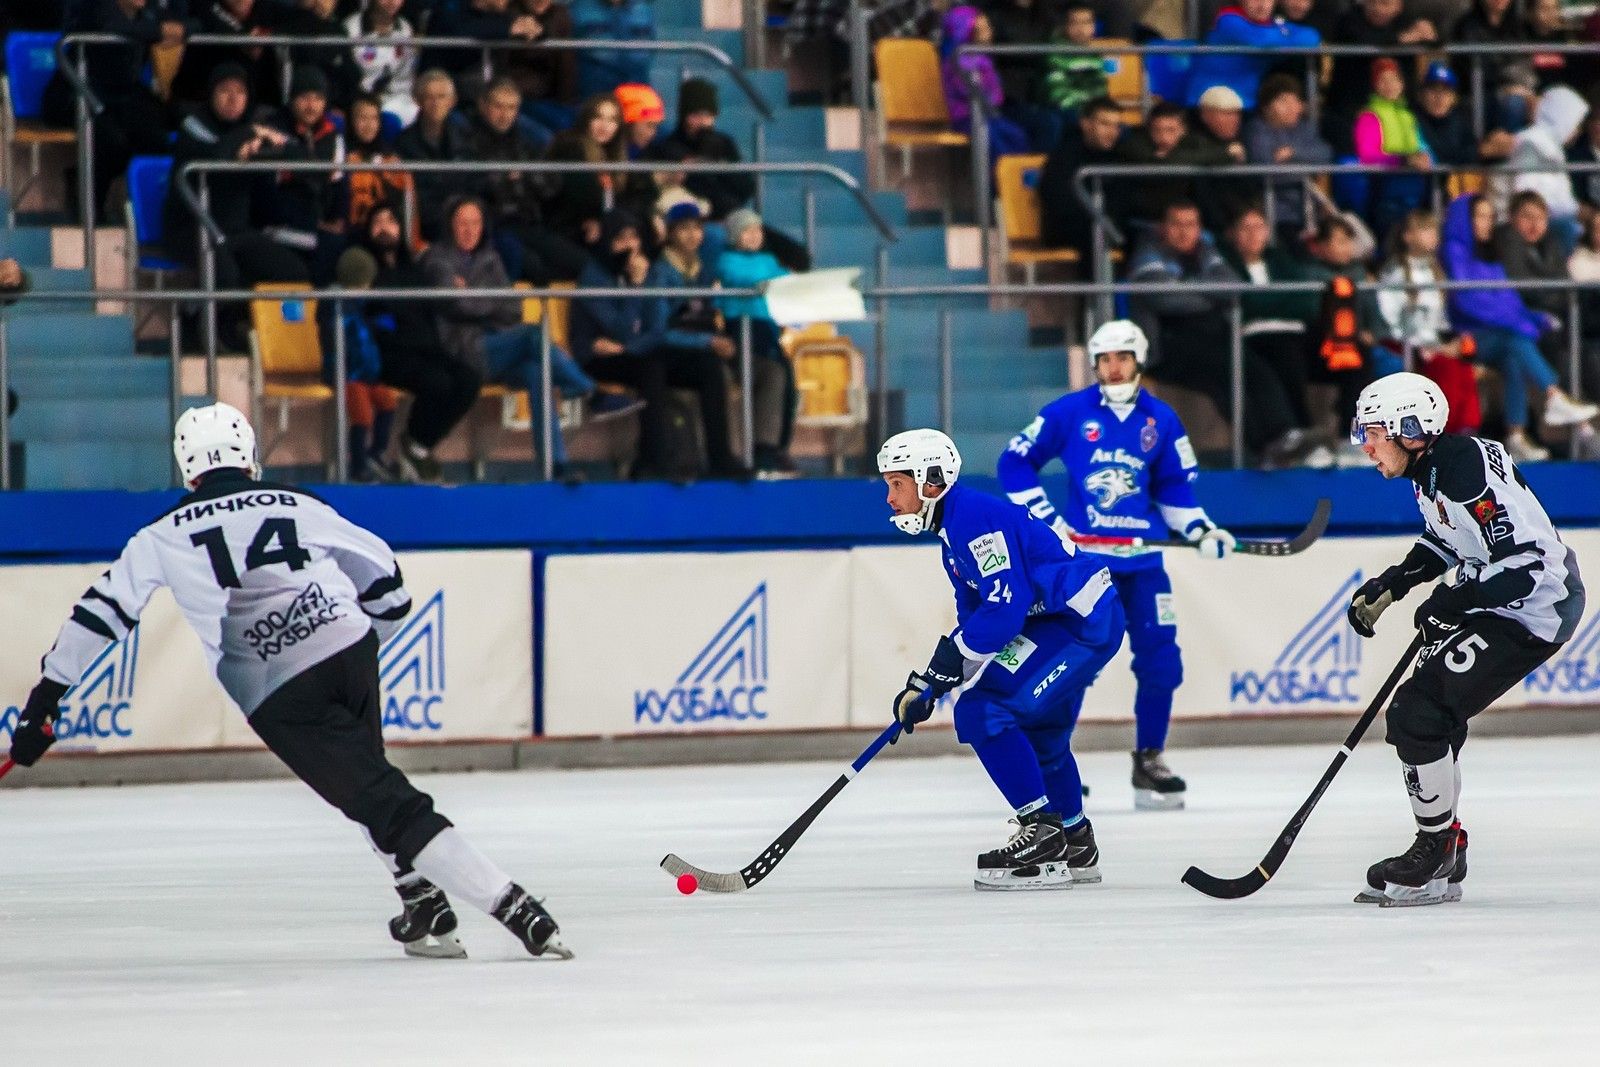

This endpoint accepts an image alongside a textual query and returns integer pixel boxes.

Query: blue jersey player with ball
[997,320,1235,810]
[879,428,1124,891]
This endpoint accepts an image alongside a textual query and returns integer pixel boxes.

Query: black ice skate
[1132,749,1186,811]
[1362,827,1460,907]
[389,878,467,959]
[1060,818,1102,885]
[492,885,575,960]
[974,810,1070,891]
[1356,823,1467,905]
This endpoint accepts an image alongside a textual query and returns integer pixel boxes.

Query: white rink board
[0,550,534,753]
[847,531,1600,724]
[220,549,535,747]
[542,550,852,736]
[0,564,226,754]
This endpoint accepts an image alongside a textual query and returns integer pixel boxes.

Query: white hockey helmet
[174,402,260,487]
[1087,319,1148,402]
[1350,372,1449,445]
[876,428,961,535]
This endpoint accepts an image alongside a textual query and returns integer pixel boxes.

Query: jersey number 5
[190,518,311,588]
[1443,633,1489,674]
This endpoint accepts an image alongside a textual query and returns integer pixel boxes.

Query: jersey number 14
[190,518,311,588]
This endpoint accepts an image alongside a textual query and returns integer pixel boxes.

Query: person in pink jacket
[1355,57,1434,242]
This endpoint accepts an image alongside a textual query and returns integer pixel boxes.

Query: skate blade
[533,934,576,961]
[1066,863,1101,885]
[974,862,1074,892]
[403,932,468,959]
[1356,884,1463,905]
[1378,877,1459,908]
[1134,789,1185,811]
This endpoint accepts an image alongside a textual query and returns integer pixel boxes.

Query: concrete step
[0,267,95,313]
[10,355,170,398]
[0,226,52,267]
[20,439,172,491]
[805,224,945,270]
[903,383,1070,432]
[12,394,170,442]
[3,313,134,358]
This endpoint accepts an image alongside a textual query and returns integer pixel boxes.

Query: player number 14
[190,518,311,588]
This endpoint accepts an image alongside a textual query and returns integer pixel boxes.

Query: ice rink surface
[3,734,1598,1065]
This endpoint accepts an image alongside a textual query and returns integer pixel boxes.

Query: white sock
[1403,754,1455,833]
[410,828,515,915]
[361,828,403,878]
[1452,758,1462,822]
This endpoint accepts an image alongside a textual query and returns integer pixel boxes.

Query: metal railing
[945,39,1600,262]
[171,156,894,390]
[53,30,777,288]
[1071,161,1600,286]
[2,274,1594,490]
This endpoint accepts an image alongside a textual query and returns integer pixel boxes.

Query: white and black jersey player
[6,404,572,960]
[1345,373,1585,907]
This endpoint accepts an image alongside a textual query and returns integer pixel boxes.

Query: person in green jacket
[1041,3,1108,117]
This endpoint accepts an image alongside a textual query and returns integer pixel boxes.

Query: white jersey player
[1345,373,1585,906]
[8,404,571,960]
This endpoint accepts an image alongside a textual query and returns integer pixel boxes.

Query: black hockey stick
[661,721,903,893]
[1072,497,1333,557]
[1181,632,1425,900]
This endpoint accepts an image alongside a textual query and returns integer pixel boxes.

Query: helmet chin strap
[1100,375,1141,404]
[1401,435,1435,479]
[891,487,946,535]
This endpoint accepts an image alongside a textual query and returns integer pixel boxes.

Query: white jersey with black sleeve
[1404,434,1585,644]
[40,473,412,716]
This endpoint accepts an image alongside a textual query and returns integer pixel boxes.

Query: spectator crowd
[20,0,809,482]
[11,0,1600,472]
[993,0,1600,463]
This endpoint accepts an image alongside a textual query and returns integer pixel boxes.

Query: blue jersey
[996,386,1211,573]
[935,483,1115,659]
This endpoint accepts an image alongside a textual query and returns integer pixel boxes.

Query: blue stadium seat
[2,31,75,222]
[3,32,60,120]
[126,155,184,271]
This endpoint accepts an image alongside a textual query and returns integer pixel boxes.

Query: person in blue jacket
[1184,0,1321,111]
[880,428,1123,891]
[997,320,1235,809]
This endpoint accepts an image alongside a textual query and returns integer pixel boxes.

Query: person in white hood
[1501,85,1589,251]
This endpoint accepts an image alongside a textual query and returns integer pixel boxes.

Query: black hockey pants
[250,631,451,868]
[1385,613,1563,765]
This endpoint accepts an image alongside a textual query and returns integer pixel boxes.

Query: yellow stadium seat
[995,153,1082,283]
[786,324,867,473]
[150,41,184,102]
[874,37,970,179]
[1447,171,1486,198]
[1099,39,1146,122]
[248,283,335,472]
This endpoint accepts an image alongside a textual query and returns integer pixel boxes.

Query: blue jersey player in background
[878,428,1124,891]
[997,320,1235,810]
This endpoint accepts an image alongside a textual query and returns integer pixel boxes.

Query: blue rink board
[1,465,1597,560]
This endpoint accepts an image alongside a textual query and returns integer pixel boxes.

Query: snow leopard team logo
[1084,466,1139,510]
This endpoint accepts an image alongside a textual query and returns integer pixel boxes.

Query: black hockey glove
[9,678,68,768]
[890,637,967,741]
[891,673,935,738]
[1346,577,1395,639]
[1413,582,1474,633]
[922,636,966,694]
